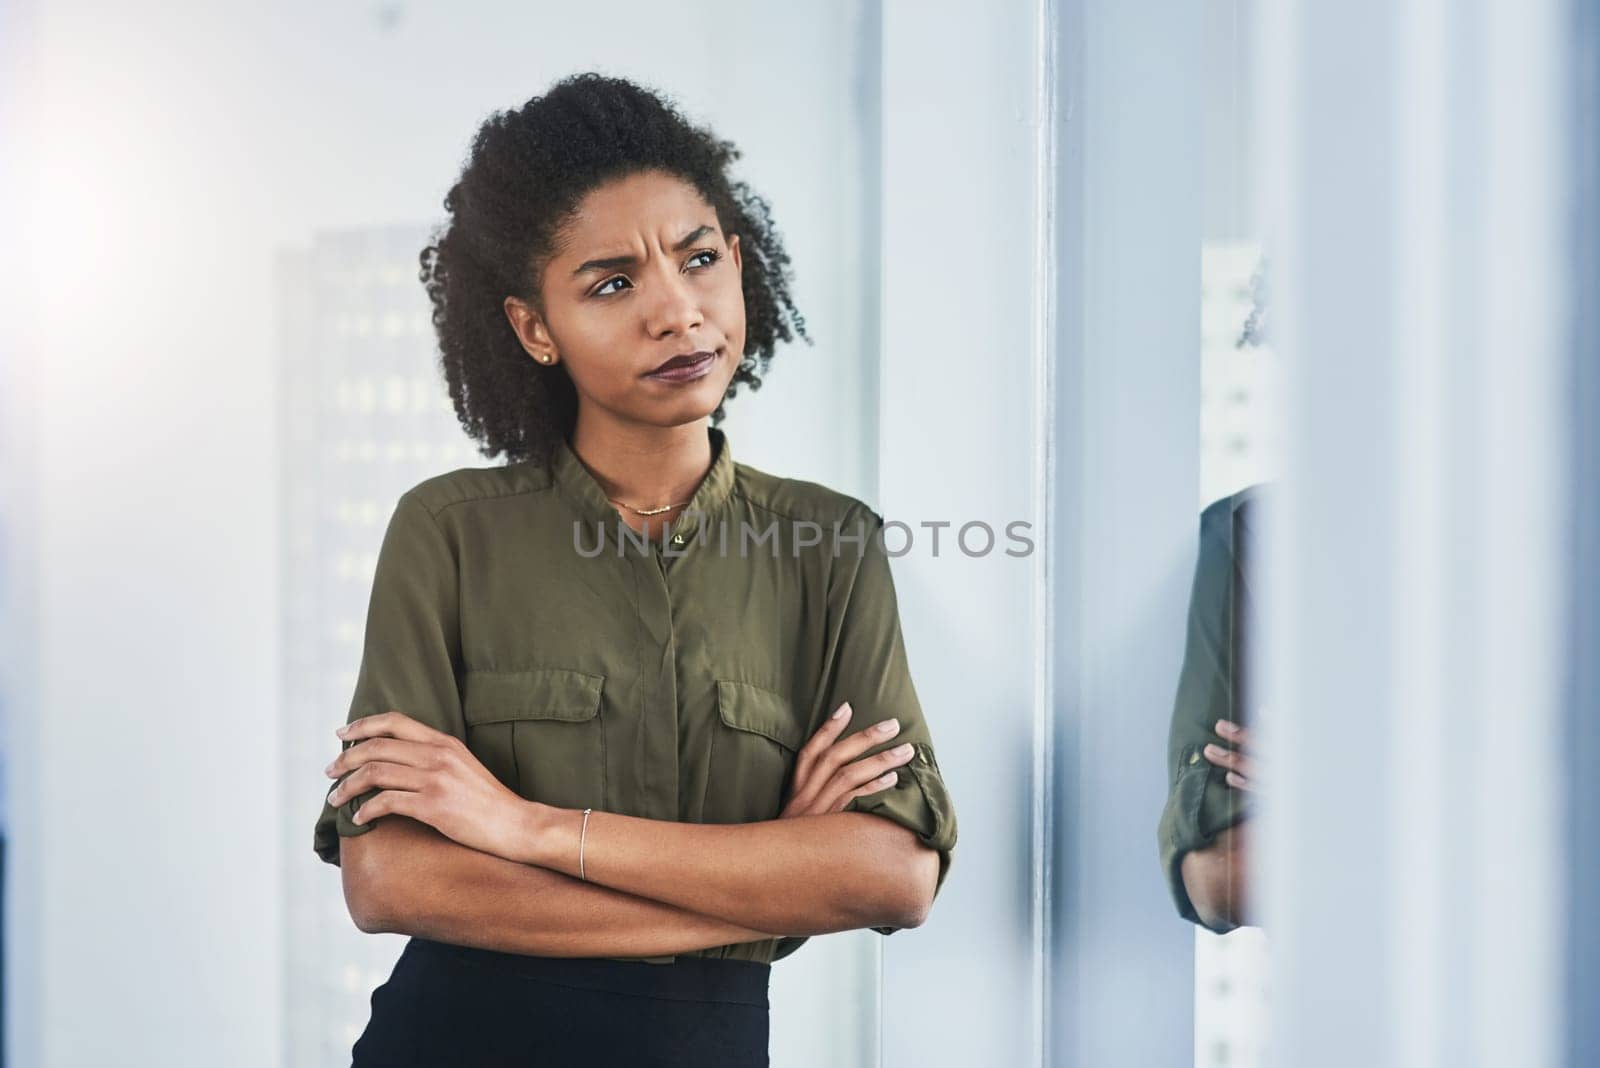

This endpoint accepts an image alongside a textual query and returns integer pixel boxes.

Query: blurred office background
[2,1,1595,1066]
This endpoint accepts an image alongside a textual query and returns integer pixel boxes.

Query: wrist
[510,800,557,867]
[516,801,579,872]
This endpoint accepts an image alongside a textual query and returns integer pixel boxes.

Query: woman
[1158,484,1263,933]
[311,73,958,1066]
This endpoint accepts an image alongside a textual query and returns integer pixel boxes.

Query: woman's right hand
[779,701,916,818]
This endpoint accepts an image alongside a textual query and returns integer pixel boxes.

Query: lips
[648,349,715,375]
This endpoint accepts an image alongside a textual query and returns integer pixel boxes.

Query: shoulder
[397,461,553,520]
[1198,481,1272,560]
[1198,483,1268,549]
[1191,492,1244,601]
[731,460,880,529]
[1197,493,1235,554]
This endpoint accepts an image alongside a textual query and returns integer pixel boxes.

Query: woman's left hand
[325,711,539,864]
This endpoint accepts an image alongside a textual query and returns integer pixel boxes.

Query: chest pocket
[705,679,806,824]
[462,668,605,812]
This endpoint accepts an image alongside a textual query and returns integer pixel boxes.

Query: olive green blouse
[1157,486,1261,930]
[313,425,958,965]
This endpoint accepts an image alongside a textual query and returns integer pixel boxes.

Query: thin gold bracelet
[579,807,593,881]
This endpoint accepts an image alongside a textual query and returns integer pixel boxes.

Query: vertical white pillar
[1568,6,1600,1061]
[1256,1,1572,1064]
[875,1,1054,1063]
[1051,1,1204,1065]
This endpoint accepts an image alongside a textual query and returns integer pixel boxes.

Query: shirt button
[672,533,685,545]
[1188,751,1201,765]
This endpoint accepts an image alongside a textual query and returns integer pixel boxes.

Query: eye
[590,250,719,298]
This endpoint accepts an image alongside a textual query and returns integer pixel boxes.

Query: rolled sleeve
[823,506,959,935]
[312,489,468,867]
[849,741,958,934]
[1158,492,1256,927]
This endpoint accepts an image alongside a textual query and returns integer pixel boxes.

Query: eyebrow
[571,224,718,278]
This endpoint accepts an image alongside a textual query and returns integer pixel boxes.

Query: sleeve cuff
[1158,743,1252,928]
[312,783,383,867]
[843,742,958,935]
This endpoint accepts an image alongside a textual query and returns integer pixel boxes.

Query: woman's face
[504,169,745,433]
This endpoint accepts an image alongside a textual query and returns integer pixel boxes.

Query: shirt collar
[551,424,736,550]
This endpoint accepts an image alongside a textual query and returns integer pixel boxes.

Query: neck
[569,410,714,534]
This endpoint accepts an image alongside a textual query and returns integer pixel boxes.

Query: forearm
[341,817,777,957]
[520,805,930,936]
[1179,823,1252,932]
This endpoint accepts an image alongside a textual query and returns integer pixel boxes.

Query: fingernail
[876,718,900,735]
[336,724,349,737]
[1216,719,1237,736]
[893,743,913,756]
[324,762,336,776]
[1204,744,1222,758]
[833,703,851,720]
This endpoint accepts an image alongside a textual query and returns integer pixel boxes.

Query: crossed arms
[332,706,941,958]
[341,810,937,958]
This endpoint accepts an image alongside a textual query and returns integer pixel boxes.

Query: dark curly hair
[418,72,810,472]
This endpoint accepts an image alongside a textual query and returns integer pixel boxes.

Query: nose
[644,265,704,339]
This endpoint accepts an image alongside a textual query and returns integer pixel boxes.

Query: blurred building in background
[1193,238,1275,1068]
[1199,242,1278,511]
[276,225,486,1066]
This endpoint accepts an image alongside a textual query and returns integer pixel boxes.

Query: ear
[502,295,560,366]
[727,232,743,275]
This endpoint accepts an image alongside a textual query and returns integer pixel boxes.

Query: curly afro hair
[418,72,810,473]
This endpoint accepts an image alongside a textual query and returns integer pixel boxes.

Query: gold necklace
[607,496,691,517]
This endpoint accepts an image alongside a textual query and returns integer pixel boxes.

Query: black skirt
[350,937,772,1067]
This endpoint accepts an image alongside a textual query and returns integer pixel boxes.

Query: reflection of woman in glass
[312,74,958,1065]
[1159,259,1270,933]
[1158,486,1261,932]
